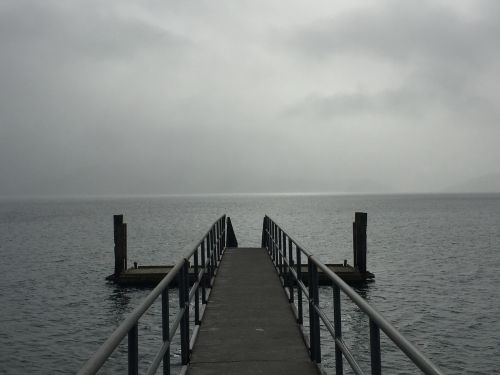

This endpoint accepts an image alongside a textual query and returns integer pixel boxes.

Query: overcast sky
[1,0,499,196]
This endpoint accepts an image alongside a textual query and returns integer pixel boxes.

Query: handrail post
[282,231,287,277]
[219,219,223,254]
[217,222,221,261]
[128,324,138,375]
[162,288,170,375]
[266,217,271,253]
[210,227,215,266]
[179,261,190,365]
[263,217,267,251]
[205,237,211,285]
[273,224,278,263]
[194,249,200,325]
[213,225,218,266]
[184,260,190,360]
[267,217,271,251]
[308,259,314,359]
[308,260,321,363]
[201,241,207,304]
[370,319,381,375]
[222,216,226,250]
[333,284,343,375]
[219,219,223,252]
[278,228,283,276]
[271,222,275,260]
[216,222,220,261]
[213,225,218,264]
[208,230,214,278]
[288,239,294,303]
[296,246,303,325]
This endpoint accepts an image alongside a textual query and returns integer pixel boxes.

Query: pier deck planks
[186,247,319,375]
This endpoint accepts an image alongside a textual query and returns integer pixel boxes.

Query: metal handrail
[78,215,227,375]
[263,215,444,375]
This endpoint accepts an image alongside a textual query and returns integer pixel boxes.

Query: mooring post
[353,221,357,269]
[113,215,126,277]
[122,222,127,272]
[353,212,367,273]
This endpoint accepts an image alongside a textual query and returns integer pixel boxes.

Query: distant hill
[444,173,500,193]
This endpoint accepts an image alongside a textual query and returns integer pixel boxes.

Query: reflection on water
[109,287,132,316]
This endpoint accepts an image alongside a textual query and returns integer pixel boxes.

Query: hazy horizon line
[1,190,499,201]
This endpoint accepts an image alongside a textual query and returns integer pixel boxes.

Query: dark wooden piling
[353,212,367,273]
[113,214,127,277]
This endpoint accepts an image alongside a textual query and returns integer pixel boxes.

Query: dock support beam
[353,212,367,273]
[114,215,127,277]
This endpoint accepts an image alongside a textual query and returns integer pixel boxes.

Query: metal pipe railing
[262,215,444,375]
[78,215,227,375]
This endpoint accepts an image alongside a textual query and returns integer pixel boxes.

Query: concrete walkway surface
[186,247,319,375]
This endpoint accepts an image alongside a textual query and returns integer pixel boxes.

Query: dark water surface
[0,194,499,373]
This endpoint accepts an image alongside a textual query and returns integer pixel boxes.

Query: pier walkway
[78,214,443,375]
[187,247,318,375]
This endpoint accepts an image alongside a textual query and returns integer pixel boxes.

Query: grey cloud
[287,88,427,120]
[285,1,500,125]
[287,83,499,124]
[290,1,500,67]
[0,1,189,62]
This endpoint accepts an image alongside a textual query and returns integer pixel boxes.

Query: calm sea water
[0,194,499,374]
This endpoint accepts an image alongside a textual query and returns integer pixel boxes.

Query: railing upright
[215,224,219,262]
[271,222,275,261]
[217,222,221,261]
[209,230,214,280]
[308,260,321,363]
[128,324,138,375]
[278,229,283,276]
[308,260,314,359]
[276,225,279,262]
[179,261,189,365]
[201,241,207,304]
[333,284,343,375]
[282,231,287,276]
[161,288,170,375]
[296,246,303,325]
[370,320,382,375]
[194,249,200,325]
[222,216,226,249]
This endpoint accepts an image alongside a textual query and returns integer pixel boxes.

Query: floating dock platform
[108,213,374,287]
[113,262,374,287]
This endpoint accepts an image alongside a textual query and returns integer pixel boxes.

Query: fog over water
[1,0,500,196]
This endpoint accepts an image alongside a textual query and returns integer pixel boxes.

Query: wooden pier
[187,247,319,375]
[108,213,374,287]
